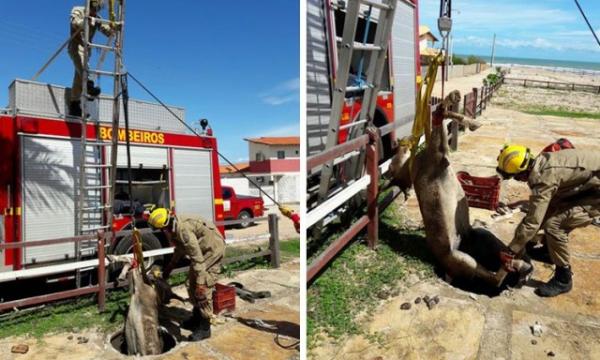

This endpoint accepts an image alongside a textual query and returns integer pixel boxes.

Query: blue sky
[419,0,600,62]
[0,1,299,162]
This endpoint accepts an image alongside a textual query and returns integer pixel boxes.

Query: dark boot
[180,308,202,330]
[87,80,101,97]
[188,317,211,341]
[535,265,573,297]
[68,101,82,117]
[526,242,553,264]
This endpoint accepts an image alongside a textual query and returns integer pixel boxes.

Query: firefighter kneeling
[148,208,225,340]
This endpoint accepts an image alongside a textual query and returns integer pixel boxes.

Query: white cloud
[259,78,299,106]
[419,0,600,54]
[259,123,300,137]
[420,0,576,32]
[454,33,600,53]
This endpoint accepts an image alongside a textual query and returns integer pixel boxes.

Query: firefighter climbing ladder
[316,0,398,204]
[75,0,125,287]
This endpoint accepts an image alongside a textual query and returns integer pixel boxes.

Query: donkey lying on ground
[387,91,532,285]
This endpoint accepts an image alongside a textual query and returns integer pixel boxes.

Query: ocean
[488,56,600,74]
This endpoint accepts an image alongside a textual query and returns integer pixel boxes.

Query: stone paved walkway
[0,260,300,360]
[311,103,600,359]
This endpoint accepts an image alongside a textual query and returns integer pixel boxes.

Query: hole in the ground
[110,328,176,356]
[449,270,524,297]
[444,227,533,297]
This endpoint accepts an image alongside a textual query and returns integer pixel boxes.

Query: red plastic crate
[456,171,501,210]
[213,283,236,314]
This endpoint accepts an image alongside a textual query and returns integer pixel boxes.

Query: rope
[120,74,145,271]
[109,0,116,25]
[31,30,81,81]
[573,0,600,48]
[125,72,299,231]
[125,73,281,206]
[354,6,373,88]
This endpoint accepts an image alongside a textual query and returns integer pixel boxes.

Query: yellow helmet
[497,144,532,175]
[148,208,171,229]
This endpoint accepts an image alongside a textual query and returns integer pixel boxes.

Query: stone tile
[311,283,485,360]
[511,310,600,360]
[534,257,600,316]
[206,305,299,360]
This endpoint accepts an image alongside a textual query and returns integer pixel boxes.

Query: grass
[493,88,600,120]
[0,288,130,339]
[522,107,600,119]
[0,238,300,340]
[307,202,435,349]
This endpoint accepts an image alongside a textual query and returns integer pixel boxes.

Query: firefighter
[148,208,225,340]
[68,0,114,117]
[496,145,600,297]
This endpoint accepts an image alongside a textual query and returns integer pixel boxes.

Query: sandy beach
[432,65,600,114]
[505,65,600,85]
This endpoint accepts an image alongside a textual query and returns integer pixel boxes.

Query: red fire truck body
[307,0,421,159]
[0,80,224,272]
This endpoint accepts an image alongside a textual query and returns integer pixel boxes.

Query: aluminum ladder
[75,0,126,287]
[316,0,398,204]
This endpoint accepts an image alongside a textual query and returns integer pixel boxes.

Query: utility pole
[490,33,496,67]
[449,34,453,66]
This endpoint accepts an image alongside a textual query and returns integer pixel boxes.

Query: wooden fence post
[472,87,478,118]
[268,213,280,268]
[482,87,487,110]
[366,127,379,249]
[97,231,106,312]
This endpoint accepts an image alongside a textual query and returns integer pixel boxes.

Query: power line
[573,0,600,48]
[126,72,283,207]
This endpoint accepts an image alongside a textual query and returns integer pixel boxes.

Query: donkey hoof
[468,122,482,131]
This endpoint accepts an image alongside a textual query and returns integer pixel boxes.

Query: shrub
[452,55,466,65]
[466,55,486,65]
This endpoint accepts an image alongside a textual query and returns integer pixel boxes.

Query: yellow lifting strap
[132,227,146,274]
[109,0,116,26]
[399,53,445,172]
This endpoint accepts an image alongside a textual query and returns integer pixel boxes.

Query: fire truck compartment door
[21,136,101,264]
[107,145,168,169]
[391,0,417,139]
[172,149,214,221]
[306,0,332,157]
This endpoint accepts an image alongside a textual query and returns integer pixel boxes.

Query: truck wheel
[110,232,163,278]
[237,210,253,228]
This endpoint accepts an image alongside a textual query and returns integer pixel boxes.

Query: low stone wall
[422,63,490,82]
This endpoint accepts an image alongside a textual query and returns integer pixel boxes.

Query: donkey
[108,255,163,356]
[388,91,532,286]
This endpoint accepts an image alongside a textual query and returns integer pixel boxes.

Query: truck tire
[237,210,253,228]
[110,232,163,278]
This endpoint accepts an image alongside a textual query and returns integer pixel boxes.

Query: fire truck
[0,79,224,274]
[306,0,420,209]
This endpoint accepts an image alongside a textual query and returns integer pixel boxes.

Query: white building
[221,136,300,205]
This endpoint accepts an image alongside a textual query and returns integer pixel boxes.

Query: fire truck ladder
[316,0,398,205]
[75,0,125,287]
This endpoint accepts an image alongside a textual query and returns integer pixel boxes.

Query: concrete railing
[421,63,490,82]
